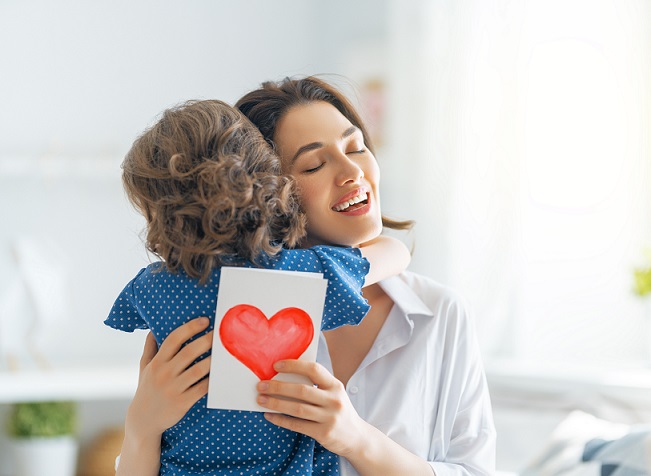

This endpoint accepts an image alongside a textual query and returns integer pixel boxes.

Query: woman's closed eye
[346,137,367,155]
[304,162,325,173]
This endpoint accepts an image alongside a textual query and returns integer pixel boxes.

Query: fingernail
[258,382,269,391]
[258,395,268,404]
[274,361,285,370]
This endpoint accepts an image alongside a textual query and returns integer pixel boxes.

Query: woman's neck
[325,282,393,386]
[362,282,385,304]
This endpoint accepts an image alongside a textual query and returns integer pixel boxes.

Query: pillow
[520,410,651,476]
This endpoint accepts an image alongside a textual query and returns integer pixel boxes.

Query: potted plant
[6,400,78,476]
[633,264,651,297]
[633,256,651,361]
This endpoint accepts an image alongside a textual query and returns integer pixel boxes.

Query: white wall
[384,0,651,366]
[0,0,391,368]
[0,0,388,156]
[0,2,393,472]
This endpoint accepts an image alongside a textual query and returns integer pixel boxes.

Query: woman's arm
[256,360,434,476]
[117,318,213,476]
[358,235,411,286]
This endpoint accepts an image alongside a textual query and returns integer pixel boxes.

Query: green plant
[6,401,77,438]
[634,249,651,297]
[634,266,651,297]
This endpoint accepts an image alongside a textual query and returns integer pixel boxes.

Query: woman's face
[273,101,383,248]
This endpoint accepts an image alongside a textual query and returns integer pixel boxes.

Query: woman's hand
[256,360,366,458]
[257,359,435,476]
[117,317,213,476]
[129,317,213,435]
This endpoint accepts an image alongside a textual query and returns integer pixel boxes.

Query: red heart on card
[219,304,315,380]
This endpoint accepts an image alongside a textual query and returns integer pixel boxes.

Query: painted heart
[219,304,315,380]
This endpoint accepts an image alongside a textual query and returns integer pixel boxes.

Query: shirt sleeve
[428,298,496,476]
[310,245,370,331]
[103,268,150,332]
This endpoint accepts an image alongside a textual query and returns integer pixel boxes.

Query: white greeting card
[207,267,327,412]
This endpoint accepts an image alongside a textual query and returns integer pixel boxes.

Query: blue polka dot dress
[105,245,370,475]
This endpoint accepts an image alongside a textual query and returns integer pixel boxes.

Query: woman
[236,77,495,475]
[122,77,495,475]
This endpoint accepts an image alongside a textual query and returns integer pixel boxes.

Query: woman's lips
[332,189,370,215]
[332,189,369,212]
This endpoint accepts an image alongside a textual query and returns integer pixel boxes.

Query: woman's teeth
[333,192,368,211]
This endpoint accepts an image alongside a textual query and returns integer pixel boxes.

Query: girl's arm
[256,360,434,476]
[117,318,213,476]
[358,235,411,286]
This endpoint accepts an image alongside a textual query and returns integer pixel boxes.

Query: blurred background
[1,0,650,473]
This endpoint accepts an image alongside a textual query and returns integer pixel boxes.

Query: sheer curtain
[383,0,651,365]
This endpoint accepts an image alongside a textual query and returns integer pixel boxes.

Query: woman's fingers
[257,378,325,406]
[142,318,213,393]
[156,317,210,361]
[257,393,324,422]
[178,355,212,391]
[256,360,346,423]
[263,412,320,436]
[173,330,213,369]
[139,332,159,373]
[185,376,210,404]
[274,360,341,390]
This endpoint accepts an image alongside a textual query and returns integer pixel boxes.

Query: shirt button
[349,386,359,395]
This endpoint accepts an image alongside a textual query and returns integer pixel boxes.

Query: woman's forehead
[278,101,354,142]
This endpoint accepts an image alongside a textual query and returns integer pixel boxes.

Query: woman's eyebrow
[341,126,359,139]
[291,126,361,164]
[291,142,323,163]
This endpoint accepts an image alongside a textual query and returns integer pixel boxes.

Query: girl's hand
[127,317,213,437]
[256,360,366,458]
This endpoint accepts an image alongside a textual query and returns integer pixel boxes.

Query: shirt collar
[379,274,435,319]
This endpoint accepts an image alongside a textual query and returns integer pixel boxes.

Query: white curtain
[383,0,651,365]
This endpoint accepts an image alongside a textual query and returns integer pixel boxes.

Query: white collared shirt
[317,272,496,476]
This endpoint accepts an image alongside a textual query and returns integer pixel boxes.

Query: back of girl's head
[122,99,306,283]
[236,76,413,232]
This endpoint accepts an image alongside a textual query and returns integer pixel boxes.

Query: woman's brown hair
[235,76,414,231]
[122,99,306,284]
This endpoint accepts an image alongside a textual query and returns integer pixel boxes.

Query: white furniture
[487,360,651,473]
[0,366,138,404]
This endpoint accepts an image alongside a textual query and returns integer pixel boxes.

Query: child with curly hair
[104,99,409,475]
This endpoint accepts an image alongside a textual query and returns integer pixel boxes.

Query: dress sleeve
[310,245,370,331]
[103,268,149,332]
[428,297,496,475]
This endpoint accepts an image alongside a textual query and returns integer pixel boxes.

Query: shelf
[0,366,139,403]
[486,359,651,404]
[3,359,651,405]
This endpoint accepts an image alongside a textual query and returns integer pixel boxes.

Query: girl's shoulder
[272,245,365,271]
[130,262,220,289]
[132,262,177,283]
[280,245,362,258]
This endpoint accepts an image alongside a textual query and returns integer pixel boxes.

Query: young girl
[104,99,410,475]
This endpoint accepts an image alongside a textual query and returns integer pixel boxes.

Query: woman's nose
[335,155,364,186]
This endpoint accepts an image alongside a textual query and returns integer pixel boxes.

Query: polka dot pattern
[105,246,370,475]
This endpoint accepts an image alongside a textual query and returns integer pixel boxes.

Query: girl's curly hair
[122,99,306,284]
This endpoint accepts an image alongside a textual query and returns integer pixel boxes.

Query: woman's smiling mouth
[332,190,369,212]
